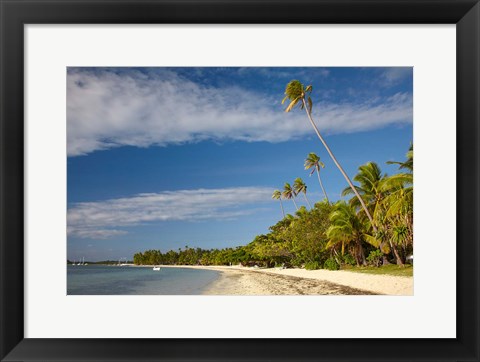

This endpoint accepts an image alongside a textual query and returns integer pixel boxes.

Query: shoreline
[141,264,413,295]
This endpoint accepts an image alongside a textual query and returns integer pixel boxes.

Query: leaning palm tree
[304,152,329,203]
[282,80,376,231]
[282,182,298,210]
[272,190,285,218]
[293,177,312,209]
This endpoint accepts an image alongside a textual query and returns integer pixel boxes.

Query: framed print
[0,0,479,361]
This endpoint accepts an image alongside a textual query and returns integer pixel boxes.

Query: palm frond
[341,185,364,197]
[272,190,282,200]
[363,234,381,248]
[285,97,300,113]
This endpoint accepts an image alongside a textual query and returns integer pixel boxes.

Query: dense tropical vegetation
[134,80,413,271]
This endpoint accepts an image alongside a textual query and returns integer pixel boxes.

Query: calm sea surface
[67,265,220,295]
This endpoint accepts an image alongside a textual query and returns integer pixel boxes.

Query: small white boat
[153,266,161,271]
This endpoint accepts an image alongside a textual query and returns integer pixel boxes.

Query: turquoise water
[67,265,220,295]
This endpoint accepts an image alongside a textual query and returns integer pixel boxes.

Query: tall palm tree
[272,190,285,218]
[293,177,312,209]
[304,152,329,203]
[282,183,298,210]
[282,80,376,231]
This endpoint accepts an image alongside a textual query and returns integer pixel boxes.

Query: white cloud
[67,69,412,156]
[71,229,128,240]
[318,92,412,133]
[67,187,273,239]
[380,67,412,86]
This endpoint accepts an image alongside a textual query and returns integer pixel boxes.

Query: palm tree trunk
[292,197,299,210]
[357,240,367,266]
[303,193,312,209]
[389,240,404,266]
[302,98,377,232]
[354,248,361,266]
[382,255,391,265]
[316,168,329,203]
[279,199,285,218]
[333,248,341,266]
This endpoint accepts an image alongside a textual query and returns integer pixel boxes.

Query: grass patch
[342,264,413,277]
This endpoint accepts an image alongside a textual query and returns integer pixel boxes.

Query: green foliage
[133,245,257,267]
[282,80,313,113]
[340,253,356,266]
[324,257,340,271]
[305,261,322,270]
[282,182,296,200]
[284,201,334,266]
[366,249,383,267]
[344,264,413,277]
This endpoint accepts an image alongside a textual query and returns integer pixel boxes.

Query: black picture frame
[1,1,479,361]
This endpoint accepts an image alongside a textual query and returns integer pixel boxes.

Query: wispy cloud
[67,68,412,156]
[380,67,412,86]
[71,229,128,239]
[318,92,412,133]
[67,187,273,239]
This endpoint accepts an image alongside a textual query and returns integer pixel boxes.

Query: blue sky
[67,67,413,261]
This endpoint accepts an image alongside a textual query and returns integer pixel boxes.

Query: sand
[160,265,413,295]
[262,267,413,295]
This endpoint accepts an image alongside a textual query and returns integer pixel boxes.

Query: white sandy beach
[159,265,413,295]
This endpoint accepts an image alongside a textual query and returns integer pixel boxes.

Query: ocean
[67,265,220,295]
